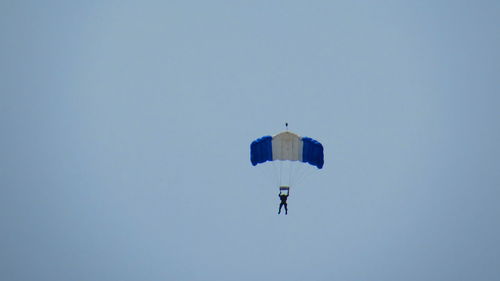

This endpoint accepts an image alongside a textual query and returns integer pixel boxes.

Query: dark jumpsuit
[278,194,288,214]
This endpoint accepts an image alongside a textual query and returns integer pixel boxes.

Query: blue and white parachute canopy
[250,131,324,169]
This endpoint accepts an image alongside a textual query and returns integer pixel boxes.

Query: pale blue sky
[1,1,499,280]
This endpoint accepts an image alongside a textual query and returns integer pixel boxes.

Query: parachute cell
[250,136,273,166]
[302,137,324,169]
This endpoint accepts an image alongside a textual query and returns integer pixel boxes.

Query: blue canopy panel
[301,137,324,169]
[250,136,273,166]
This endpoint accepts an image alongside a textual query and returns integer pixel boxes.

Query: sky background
[1,1,499,280]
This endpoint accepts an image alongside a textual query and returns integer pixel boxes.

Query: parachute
[250,130,324,191]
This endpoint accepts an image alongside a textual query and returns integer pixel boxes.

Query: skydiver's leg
[278,203,284,214]
[284,203,288,214]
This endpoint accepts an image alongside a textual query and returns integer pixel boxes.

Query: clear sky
[1,1,499,280]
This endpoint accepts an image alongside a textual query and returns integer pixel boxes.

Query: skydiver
[278,190,289,215]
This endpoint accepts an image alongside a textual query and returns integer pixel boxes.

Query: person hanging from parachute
[250,124,324,214]
[278,186,290,215]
